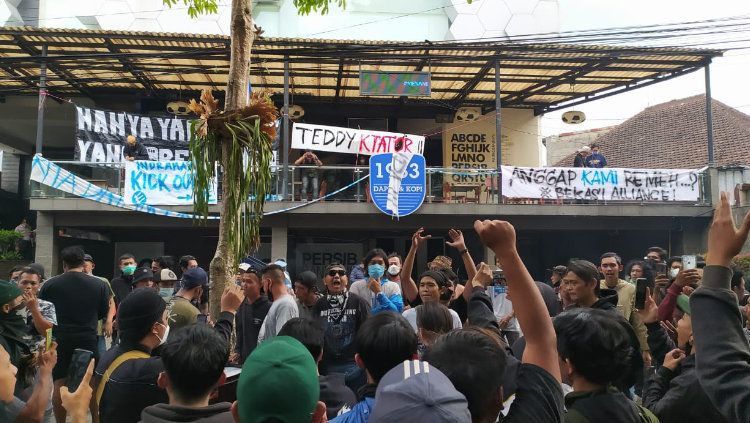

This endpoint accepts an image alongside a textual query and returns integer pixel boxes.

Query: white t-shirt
[402,306,462,332]
[487,285,518,332]
[258,295,299,344]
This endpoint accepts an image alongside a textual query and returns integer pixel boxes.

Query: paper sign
[291,123,424,156]
[501,166,701,201]
[124,160,217,206]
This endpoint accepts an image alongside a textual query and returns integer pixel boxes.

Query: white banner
[291,123,425,156]
[124,160,217,206]
[501,166,701,202]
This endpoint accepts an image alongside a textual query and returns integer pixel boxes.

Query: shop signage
[360,70,431,97]
[369,153,426,217]
[501,166,701,201]
[295,243,363,278]
[124,160,217,206]
[74,106,190,163]
[291,123,425,156]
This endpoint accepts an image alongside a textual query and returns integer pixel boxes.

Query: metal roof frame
[0,26,722,113]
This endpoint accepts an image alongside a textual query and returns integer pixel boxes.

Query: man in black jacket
[637,291,726,423]
[233,264,271,364]
[561,260,644,394]
[690,193,750,423]
[315,263,370,393]
[140,324,233,423]
[123,135,150,161]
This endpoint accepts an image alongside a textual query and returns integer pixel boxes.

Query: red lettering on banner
[359,135,372,153]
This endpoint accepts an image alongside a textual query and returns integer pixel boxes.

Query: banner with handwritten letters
[291,123,425,156]
[501,166,701,202]
[124,161,217,206]
[75,106,191,163]
[30,155,208,219]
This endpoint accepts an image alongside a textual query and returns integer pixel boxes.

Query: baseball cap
[155,269,178,283]
[325,263,346,273]
[83,254,94,262]
[370,360,471,423]
[181,267,208,290]
[273,259,288,269]
[237,336,319,423]
[677,294,691,315]
[0,280,22,306]
[296,271,318,290]
[132,267,154,285]
[238,263,260,275]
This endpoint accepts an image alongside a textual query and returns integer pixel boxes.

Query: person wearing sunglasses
[314,263,371,393]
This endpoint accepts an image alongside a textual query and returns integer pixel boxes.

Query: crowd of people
[1,192,749,423]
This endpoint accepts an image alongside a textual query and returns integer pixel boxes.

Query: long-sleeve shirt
[657,282,682,321]
[349,279,403,314]
[123,142,150,160]
[691,265,750,423]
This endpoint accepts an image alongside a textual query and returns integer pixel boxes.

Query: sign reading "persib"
[369,153,426,217]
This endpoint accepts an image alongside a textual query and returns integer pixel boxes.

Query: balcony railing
[29,161,713,206]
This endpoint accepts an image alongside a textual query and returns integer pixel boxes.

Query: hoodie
[140,402,233,423]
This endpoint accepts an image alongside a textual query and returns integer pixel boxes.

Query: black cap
[117,288,166,332]
[132,267,154,285]
[83,254,94,262]
[296,271,318,290]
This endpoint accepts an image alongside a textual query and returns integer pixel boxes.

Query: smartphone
[683,255,697,270]
[66,349,94,391]
[654,263,667,276]
[491,270,505,285]
[634,278,652,310]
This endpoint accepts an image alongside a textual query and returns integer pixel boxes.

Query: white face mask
[155,323,170,346]
[670,268,680,279]
[387,265,401,277]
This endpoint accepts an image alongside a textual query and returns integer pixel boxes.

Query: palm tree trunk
[209,0,254,320]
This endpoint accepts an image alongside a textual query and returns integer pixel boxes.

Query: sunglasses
[328,270,346,277]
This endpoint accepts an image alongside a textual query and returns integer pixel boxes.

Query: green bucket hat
[0,280,22,307]
[676,294,691,316]
[236,336,319,423]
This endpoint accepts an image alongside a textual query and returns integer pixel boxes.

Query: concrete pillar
[271,226,288,261]
[708,167,720,205]
[34,211,57,277]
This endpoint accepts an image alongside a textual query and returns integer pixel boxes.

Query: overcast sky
[539,0,750,136]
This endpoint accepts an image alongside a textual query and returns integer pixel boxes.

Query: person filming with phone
[599,252,651,367]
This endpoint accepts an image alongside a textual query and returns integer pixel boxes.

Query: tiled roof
[554,95,750,168]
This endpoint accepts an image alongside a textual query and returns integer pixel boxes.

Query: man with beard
[315,263,370,393]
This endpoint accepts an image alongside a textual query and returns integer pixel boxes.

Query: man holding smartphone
[600,252,651,367]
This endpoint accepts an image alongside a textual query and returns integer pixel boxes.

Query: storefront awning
[0,26,722,114]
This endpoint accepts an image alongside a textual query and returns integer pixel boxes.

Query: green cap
[0,280,22,307]
[676,294,691,316]
[236,336,319,423]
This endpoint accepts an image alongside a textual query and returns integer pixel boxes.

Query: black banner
[74,106,191,162]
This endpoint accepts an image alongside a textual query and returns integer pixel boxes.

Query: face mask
[368,264,385,280]
[158,288,173,299]
[387,265,401,277]
[155,323,170,346]
[670,268,680,279]
[122,265,136,276]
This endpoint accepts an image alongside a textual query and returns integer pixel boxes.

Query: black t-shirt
[503,364,564,423]
[235,296,272,363]
[39,271,109,338]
